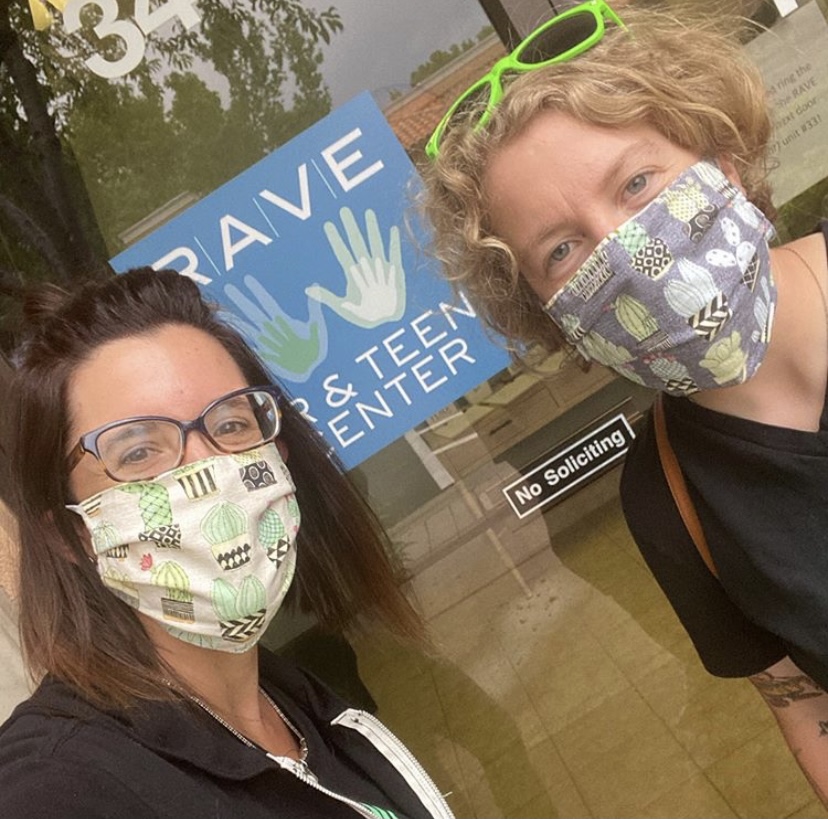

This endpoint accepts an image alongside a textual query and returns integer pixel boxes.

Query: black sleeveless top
[621,223,828,686]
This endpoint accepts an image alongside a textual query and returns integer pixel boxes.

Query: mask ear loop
[62,500,100,564]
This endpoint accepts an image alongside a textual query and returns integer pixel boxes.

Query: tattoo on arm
[751,666,828,808]
[750,671,825,709]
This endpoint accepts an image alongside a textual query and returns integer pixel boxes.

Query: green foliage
[0,0,343,315]
[774,177,828,244]
[409,24,494,87]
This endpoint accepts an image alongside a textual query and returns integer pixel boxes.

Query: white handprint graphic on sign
[306,207,406,329]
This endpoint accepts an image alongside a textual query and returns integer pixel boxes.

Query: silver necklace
[187,686,309,762]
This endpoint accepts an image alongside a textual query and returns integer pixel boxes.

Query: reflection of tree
[408,25,493,87]
[0,1,342,345]
[0,7,107,286]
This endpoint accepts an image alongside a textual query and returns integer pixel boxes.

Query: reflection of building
[383,35,506,151]
[118,192,199,248]
[418,351,615,478]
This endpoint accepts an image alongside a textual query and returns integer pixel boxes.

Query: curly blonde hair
[419,3,775,354]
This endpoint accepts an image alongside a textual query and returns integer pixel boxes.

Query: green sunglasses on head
[425,0,625,160]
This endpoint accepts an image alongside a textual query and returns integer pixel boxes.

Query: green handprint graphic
[224,275,327,383]
[306,207,406,329]
[259,314,322,375]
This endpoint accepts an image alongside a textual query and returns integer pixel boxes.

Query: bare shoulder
[783,230,828,276]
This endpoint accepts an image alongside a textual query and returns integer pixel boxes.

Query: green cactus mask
[67,444,300,653]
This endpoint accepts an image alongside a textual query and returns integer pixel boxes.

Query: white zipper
[332,709,455,819]
[266,752,381,819]
[186,685,439,818]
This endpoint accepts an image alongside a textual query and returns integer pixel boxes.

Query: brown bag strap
[652,394,719,578]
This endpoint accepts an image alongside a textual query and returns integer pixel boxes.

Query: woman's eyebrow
[103,421,163,447]
[524,141,659,247]
[600,139,661,190]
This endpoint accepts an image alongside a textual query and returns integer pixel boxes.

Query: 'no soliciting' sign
[502,413,635,519]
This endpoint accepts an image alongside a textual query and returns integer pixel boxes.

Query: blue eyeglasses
[66,386,282,482]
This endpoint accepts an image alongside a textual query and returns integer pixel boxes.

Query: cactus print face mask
[543,160,777,395]
[67,443,300,653]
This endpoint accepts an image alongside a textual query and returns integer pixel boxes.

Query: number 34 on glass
[37,0,201,80]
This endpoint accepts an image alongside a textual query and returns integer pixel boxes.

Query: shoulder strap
[652,394,719,578]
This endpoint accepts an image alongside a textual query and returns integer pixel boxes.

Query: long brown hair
[11,268,424,710]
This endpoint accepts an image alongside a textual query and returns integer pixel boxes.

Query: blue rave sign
[111,92,509,469]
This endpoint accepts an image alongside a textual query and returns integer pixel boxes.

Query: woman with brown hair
[0,267,453,819]
[420,0,828,802]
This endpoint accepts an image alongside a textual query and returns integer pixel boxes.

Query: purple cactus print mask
[543,160,777,395]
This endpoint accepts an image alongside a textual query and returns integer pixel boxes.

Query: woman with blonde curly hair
[421,0,828,801]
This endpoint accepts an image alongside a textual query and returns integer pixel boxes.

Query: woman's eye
[118,445,155,466]
[626,174,648,196]
[549,242,572,264]
[214,417,254,438]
